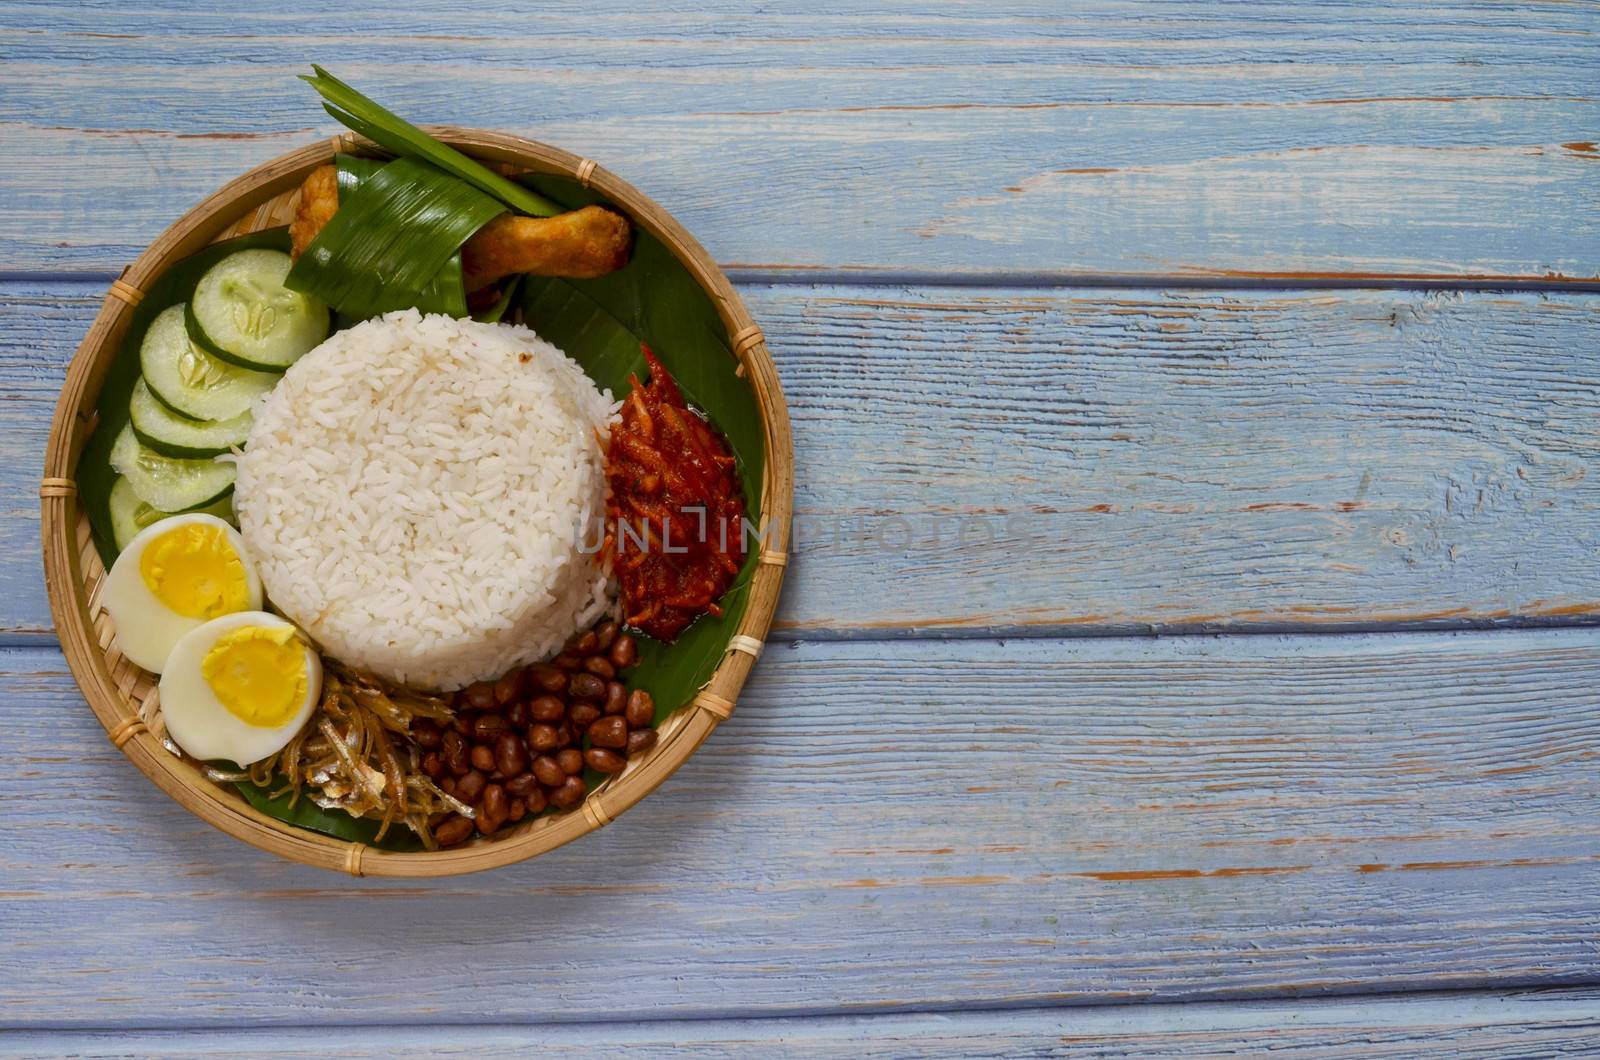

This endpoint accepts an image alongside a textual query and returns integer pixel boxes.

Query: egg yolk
[139,523,250,619]
[200,625,308,728]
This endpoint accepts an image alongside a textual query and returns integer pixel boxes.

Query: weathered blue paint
[4,990,1600,1057]
[4,1,1599,1047]
[6,282,1599,640]
[0,2,1597,277]
[2,631,1599,1024]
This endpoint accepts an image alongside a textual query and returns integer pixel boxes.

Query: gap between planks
[5,269,1599,294]
[7,616,1600,653]
[1,986,1597,1042]
[9,280,1600,644]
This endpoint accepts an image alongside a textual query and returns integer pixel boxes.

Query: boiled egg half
[102,513,263,673]
[159,611,321,766]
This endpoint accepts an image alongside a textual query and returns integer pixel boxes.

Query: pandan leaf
[303,66,561,218]
[333,154,467,318]
[286,155,500,320]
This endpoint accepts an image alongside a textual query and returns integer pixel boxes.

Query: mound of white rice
[235,309,617,690]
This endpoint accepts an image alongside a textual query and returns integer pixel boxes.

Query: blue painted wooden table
[3,3,1599,1054]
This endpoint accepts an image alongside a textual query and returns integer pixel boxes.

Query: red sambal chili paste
[602,347,746,641]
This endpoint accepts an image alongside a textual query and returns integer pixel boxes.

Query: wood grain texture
[5,990,1599,1057]
[3,630,1598,1024]
[6,281,1599,640]
[2,1,1597,278]
[7,0,1600,1038]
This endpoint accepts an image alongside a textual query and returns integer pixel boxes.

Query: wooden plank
[5,990,1600,1057]
[2,2,1597,278]
[2,630,1598,1024]
[6,281,1600,639]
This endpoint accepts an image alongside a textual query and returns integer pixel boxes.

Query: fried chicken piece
[460,208,632,290]
[288,164,632,291]
[289,165,340,261]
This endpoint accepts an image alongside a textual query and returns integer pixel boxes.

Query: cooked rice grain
[235,310,617,690]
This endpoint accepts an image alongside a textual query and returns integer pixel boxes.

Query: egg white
[102,512,262,673]
[159,611,322,766]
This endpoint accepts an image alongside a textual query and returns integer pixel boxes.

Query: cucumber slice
[109,475,234,551]
[188,249,329,371]
[109,424,236,514]
[141,304,278,422]
[129,378,252,459]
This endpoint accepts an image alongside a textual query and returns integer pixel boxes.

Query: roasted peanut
[421,620,671,847]
[482,782,508,823]
[625,689,655,729]
[588,716,628,749]
[434,814,474,845]
[456,769,487,803]
[495,731,527,776]
[529,695,566,722]
[609,633,637,668]
[549,775,586,809]
[531,665,567,694]
[411,719,442,750]
[493,672,520,706]
[569,672,606,701]
[585,747,626,774]
[472,714,508,742]
[626,728,658,756]
[463,682,495,711]
[442,731,470,776]
[528,723,560,752]
[533,755,566,787]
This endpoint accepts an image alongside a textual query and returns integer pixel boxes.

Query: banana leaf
[287,155,501,321]
[472,274,522,324]
[80,229,289,568]
[517,175,770,726]
[235,778,424,852]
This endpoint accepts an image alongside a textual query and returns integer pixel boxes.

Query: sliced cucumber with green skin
[109,424,236,514]
[129,378,252,459]
[188,249,329,371]
[141,304,278,422]
[109,475,234,551]
[142,380,205,422]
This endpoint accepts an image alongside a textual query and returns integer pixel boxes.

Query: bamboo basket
[40,129,792,877]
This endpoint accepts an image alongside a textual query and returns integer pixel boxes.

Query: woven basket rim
[39,127,793,877]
